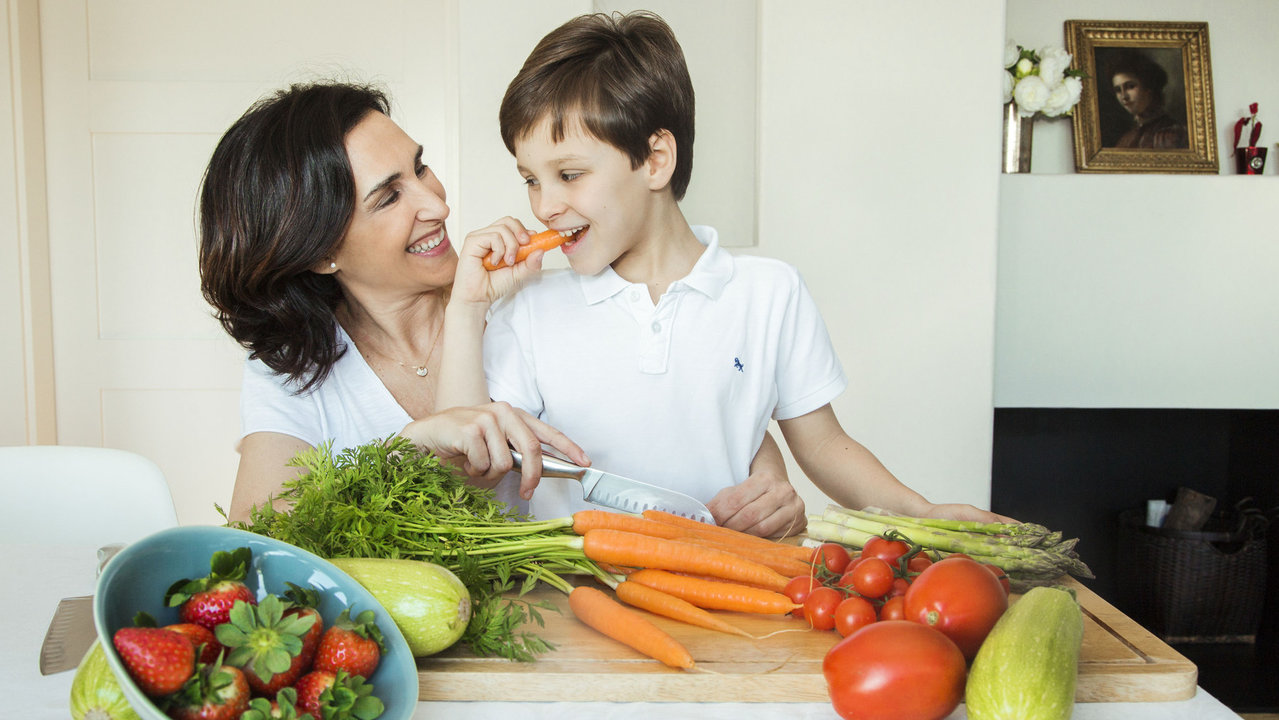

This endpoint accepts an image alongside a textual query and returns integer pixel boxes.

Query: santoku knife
[511,450,715,524]
[39,595,96,675]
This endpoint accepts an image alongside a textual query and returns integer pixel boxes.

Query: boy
[444,11,1006,535]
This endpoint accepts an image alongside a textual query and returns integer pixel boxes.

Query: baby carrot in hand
[569,585,695,669]
[482,227,581,270]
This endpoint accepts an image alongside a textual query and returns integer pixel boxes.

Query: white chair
[0,445,179,547]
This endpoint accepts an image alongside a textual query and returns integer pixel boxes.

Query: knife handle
[509,449,587,481]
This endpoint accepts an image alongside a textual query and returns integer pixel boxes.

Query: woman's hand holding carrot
[452,217,547,309]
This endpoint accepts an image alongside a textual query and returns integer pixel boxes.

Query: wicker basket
[1116,506,1268,643]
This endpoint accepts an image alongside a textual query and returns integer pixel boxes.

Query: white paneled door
[38,0,451,524]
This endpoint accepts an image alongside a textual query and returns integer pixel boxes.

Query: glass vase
[1002,102,1033,173]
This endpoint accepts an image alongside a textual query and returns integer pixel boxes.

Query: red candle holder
[1234,147,1268,174]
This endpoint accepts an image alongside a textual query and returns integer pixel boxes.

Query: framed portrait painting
[1065,20,1218,174]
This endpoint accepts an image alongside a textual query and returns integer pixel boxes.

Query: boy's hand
[706,471,807,539]
[923,503,1019,525]
[453,217,547,307]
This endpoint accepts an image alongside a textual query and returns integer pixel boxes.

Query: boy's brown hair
[499,11,696,200]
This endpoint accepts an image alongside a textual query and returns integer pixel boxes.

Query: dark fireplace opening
[991,408,1279,712]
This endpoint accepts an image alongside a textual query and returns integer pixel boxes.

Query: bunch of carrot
[563,509,817,670]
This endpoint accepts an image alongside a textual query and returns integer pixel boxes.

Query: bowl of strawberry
[93,525,418,720]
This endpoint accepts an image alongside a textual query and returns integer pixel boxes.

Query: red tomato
[783,575,820,620]
[904,557,1009,660]
[804,586,844,631]
[822,620,966,720]
[879,595,906,621]
[862,536,910,564]
[886,577,911,598]
[981,563,1012,595]
[849,557,894,599]
[834,596,877,637]
[907,553,934,574]
[814,543,852,574]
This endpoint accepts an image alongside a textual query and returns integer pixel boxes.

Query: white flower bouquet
[1003,41,1086,118]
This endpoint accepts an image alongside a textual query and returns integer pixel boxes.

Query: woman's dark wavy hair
[198,82,390,393]
[1105,49,1169,106]
[499,11,695,200]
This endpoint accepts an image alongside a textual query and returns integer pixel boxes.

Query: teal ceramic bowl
[94,525,419,720]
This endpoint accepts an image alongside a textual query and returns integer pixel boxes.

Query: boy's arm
[706,431,807,538]
[779,404,1014,523]
[437,218,545,410]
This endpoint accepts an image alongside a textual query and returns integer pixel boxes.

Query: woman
[199,82,584,522]
[1105,49,1188,150]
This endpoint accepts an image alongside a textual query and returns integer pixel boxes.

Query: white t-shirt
[240,323,526,510]
[483,225,847,521]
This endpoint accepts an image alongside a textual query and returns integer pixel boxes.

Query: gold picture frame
[1066,20,1218,174]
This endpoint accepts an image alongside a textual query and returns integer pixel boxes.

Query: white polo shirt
[483,225,847,521]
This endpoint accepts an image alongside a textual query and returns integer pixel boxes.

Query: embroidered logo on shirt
[733,357,744,372]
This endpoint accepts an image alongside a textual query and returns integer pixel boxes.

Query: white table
[5,544,1243,720]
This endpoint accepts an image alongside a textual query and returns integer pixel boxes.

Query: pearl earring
[330,262,337,269]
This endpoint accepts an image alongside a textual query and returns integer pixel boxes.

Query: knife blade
[510,450,715,524]
[39,595,97,675]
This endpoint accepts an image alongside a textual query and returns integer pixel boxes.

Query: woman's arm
[778,404,1013,523]
[228,431,313,523]
[706,430,807,538]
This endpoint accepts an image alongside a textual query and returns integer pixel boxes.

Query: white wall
[998,0,1279,409]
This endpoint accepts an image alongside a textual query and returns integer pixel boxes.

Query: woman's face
[331,111,457,298]
[1112,72,1152,118]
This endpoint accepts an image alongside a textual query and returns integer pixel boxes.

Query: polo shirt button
[630,289,641,301]
[651,321,661,333]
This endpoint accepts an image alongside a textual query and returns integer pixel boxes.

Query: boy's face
[514,116,655,276]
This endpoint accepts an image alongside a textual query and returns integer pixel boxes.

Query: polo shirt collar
[577,225,734,305]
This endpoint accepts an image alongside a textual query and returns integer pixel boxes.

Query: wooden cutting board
[416,577,1197,703]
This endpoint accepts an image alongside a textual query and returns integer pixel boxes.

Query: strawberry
[281,583,325,673]
[111,626,196,697]
[215,594,319,696]
[168,657,251,720]
[166,547,257,630]
[165,622,225,665]
[240,687,310,720]
[312,608,384,678]
[294,669,384,720]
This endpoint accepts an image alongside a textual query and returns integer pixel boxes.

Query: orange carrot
[628,568,800,615]
[571,510,687,539]
[614,580,751,638]
[581,529,790,592]
[678,536,814,578]
[482,228,577,270]
[641,509,817,563]
[568,585,695,669]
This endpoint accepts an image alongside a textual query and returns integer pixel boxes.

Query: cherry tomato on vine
[804,586,844,631]
[848,556,895,599]
[862,536,911,564]
[783,575,820,620]
[879,595,906,621]
[814,543,852,574]
[834,596,877,637]
[982,563,1012,595]
[822,621,966,720]
[887,577,911,598]
[903,556,1009,660]
[907,553,934,574]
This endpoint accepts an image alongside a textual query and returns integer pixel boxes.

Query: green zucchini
[330,557,472,657]
[965,585,1083,720]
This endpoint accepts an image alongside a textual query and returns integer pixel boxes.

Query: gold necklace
[356,320,443,378]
